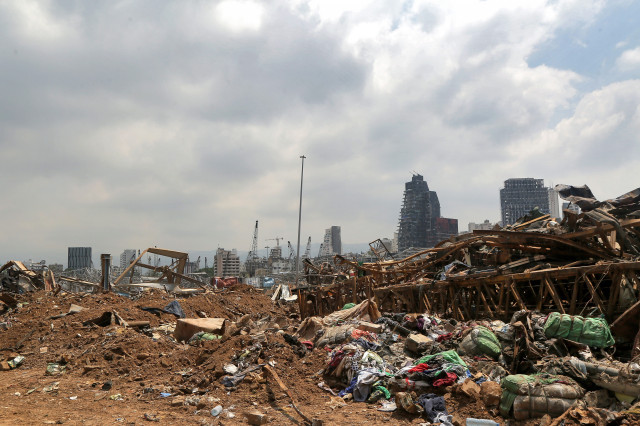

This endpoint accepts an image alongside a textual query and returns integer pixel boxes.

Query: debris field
[2,183,640,425]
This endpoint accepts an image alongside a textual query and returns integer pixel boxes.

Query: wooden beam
[608,272,623,318]
[583,274,606,314]
[113,249,149,285]
[478,288,494,318]
[509,279,526,311]
[543,276,565,314]
[569,276,579,315]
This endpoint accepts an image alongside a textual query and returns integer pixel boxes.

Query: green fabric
[415,349,467,367]
[544,312,615,347]
[469,326,502,359]
[499,374,572,417]
[342,303,356,310]
[499,389,518,418]
[374,385,391,400]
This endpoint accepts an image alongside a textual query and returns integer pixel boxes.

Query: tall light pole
[295,155,306,287]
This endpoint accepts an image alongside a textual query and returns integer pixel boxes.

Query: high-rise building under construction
[397,174,458,251]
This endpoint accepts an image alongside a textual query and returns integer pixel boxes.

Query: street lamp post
[295,155,306,287]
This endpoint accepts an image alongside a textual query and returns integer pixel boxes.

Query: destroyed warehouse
[2,183,640,425]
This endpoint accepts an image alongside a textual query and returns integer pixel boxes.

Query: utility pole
[295,155,306,287]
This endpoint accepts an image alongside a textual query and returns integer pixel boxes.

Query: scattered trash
[42,382,59,393]
[45,363,66,376]
[143,413,159,422]
[8,355,25,369]
[210,405,223,417]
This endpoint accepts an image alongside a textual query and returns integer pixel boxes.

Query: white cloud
[0,0,636,264]
[616,46,640,71]
[215,1,265,33]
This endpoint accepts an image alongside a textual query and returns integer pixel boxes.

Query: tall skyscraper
[67,247,92,270]
[500,178,558,225]
[397,174,457,251]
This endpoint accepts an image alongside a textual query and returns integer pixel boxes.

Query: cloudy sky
[1,0,639,266]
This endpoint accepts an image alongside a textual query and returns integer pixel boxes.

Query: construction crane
[246,220,259,277]
[195,256,201,270]
[317,243,324,258]
[266,237,284,247]
[303,236,311,259]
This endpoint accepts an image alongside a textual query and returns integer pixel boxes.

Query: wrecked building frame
[299,215,640,322]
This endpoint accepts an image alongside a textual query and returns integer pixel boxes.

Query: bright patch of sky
[527,0,640,89]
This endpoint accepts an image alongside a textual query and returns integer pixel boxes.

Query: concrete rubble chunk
[480,381,501,407]
[356,321,382,334]
[173,318,226,342]
[405,333,433,354]
[244,410,268,425]
[171,395,185,407]
[460,378,481,399]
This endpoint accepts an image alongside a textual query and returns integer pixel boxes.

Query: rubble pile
[302,184,640,323]
[2,184,640,424]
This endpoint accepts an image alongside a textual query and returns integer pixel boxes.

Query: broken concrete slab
[356,321,382,334]
[244,410,268,425]
[480,381,501,407]
[174,318,226,342]
[405,333,433,354]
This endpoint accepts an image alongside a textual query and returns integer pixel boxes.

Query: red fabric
[408,363,430,373]
[301,341,314,350]
[351,329,377,341]
[436,332,453,342]
[328,351,345,368]
[432,372,457,387]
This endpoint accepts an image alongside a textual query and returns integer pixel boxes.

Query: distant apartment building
[119,249,137,269]
[48,263,64,274]
[319,226,342,256]
[67,247,92,270]
[435,217,459,243]
[397,174,458,251]
[500,178,559,226]
[214,248,240,277]
[468,220,496,232]
[392,232,399,253]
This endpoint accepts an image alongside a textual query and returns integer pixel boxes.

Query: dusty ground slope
[0,287,599,425]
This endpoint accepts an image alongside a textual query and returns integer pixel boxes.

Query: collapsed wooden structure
[300,185,640,323]
[112,247,206,292]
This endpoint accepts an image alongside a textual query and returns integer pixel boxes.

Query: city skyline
[1,174,633,266]
[1,2,639,264]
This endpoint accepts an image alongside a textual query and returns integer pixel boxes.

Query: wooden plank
[543,276,565,314]
[498,282,506,315]
[352,276,357,304]
[608,272,623,318]
[514,214,550,230]
[482,283,500,313]
[478,288,494,318]
[509,279,526,311]
[423,294,431,313]
[537,279,547,312]
[264,365,311,424]
[583,274,606,314]
[458,289,473,320]
[569,277,579,315]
